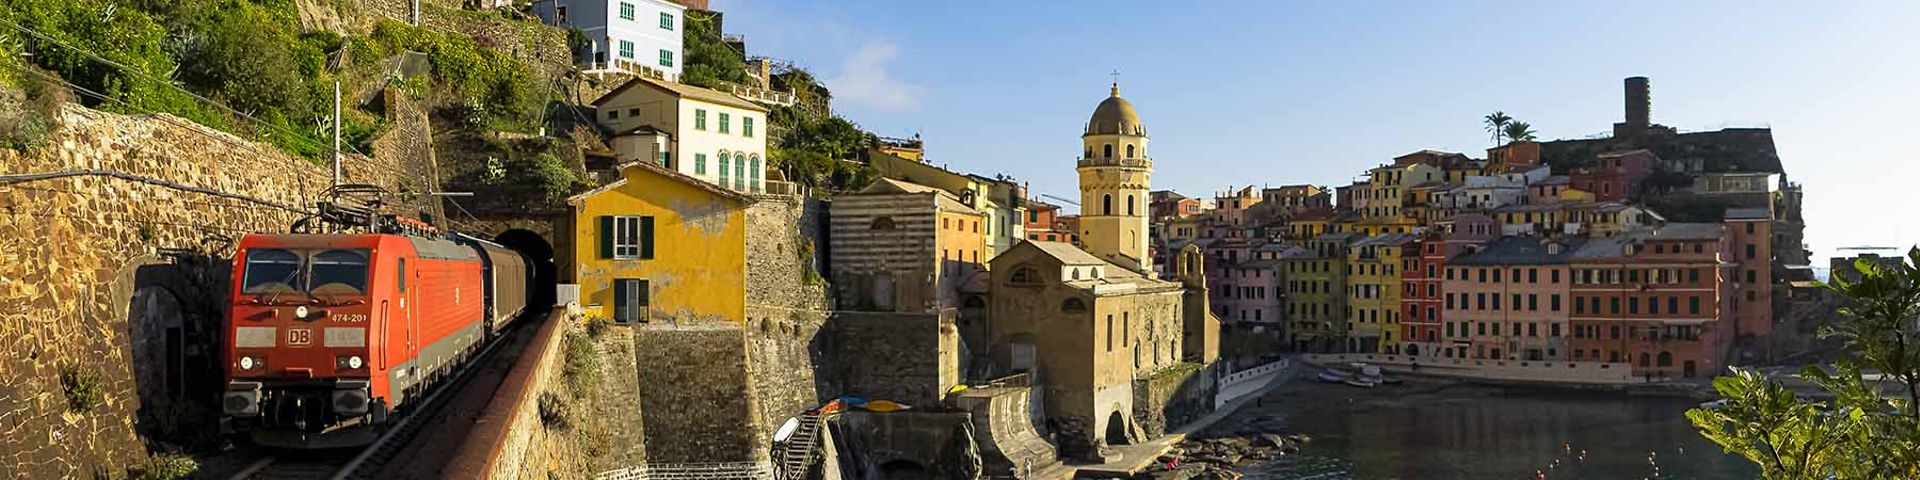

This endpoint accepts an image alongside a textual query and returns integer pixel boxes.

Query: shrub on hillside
[562,330,600,397]
[181,2,318,122]
[369,20,547,133]
[0,57,69,151]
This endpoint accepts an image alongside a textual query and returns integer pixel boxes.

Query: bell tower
[1077,83,1152,271]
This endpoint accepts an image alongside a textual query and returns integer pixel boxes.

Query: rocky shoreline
[1129,407,1310,479]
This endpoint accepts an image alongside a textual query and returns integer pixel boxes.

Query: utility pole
[333,81,342,189]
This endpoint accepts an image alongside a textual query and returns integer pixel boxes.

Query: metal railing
[597,462,774,480]
[772,412,825,480]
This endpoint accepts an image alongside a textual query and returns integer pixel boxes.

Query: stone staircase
[773,412,826,480]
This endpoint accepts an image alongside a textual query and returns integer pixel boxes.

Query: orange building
[1567,223,1733,379]
[1725,207,1774,339]
[1023,200,1078,244]
[1441,237,1577,361]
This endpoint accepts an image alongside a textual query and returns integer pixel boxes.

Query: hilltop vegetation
[1,0,882,200]
[0,0,383,157]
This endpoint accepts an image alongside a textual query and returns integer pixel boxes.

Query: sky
[714,0,1920,266]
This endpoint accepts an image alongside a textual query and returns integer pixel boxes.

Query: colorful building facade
[568,162,753,324]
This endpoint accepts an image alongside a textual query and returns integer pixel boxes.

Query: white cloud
[824,42,923,112]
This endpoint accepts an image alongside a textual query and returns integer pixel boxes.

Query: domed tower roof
[1085,84,1144,136]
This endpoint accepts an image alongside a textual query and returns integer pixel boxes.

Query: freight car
[220,233,533,448]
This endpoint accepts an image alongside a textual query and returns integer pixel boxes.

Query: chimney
[1625,76,1650,129]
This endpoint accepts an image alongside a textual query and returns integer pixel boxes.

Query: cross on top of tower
[1109,69,1121,95]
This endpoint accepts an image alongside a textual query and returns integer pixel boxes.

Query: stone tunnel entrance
[1106,410,1129,446]
[878,459,932,480]
[494,229,557,308]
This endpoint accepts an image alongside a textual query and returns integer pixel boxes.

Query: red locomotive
[220,232,532,448]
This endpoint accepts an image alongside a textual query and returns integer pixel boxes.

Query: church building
[987,84,1220,461]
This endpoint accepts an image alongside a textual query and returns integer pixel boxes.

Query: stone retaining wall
[0,106,334,478]
[474,309,567,480]
[0,95,444,476]
[631,323,757,464]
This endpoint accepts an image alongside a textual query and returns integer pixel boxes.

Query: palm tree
[1503,121,1538,143]
[1484,111,1512,145]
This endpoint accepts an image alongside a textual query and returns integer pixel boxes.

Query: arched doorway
[1105,410,1129,446]
[1406,343,1420,357]
[494,229,556,309]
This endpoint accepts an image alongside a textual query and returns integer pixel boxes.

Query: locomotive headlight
[294,306,310,319]
[336,355,365,370]
[238,356,257,370]
[349,355,364,369]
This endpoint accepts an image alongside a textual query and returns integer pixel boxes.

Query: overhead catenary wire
[3,183,311,214]
[0,170,317,215]
[0,57,420,185]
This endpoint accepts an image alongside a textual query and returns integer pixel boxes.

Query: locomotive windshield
[309,249,371,295]
[241,249,304,293]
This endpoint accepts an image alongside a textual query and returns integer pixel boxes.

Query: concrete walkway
[1072,360,1300,478]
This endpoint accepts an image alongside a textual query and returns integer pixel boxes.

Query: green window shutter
[640,216,655,259]
[598,216,615,259]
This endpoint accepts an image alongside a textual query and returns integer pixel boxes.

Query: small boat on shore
[1316,371,1349,383]
[1344,377,1379,388]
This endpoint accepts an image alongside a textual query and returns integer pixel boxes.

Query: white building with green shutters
[535,0,685,80]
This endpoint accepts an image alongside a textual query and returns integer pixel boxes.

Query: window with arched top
[1102,194,1113,215]
[1008,266,1041,285]
[1657,351,1673,367]
[871,217,895,230]
[1126,195,1136,216]
[1103,144,1113,158]
[734,152,748,190]
[1125,144,1136,158]
[1062,297,1088,313]
[1085,147,1093,158]
[748,155,762,193]
[963,295,987,308]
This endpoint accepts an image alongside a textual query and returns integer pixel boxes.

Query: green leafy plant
[1688,248,1920,479]
[678,12,750,89]
[584,315,611,338]
[1484,111,1512,145]
[1502,121,1537,143]
[126,452,197,480]
[60,367,102,413]
[562,329,600,397]
[537,390,572,430]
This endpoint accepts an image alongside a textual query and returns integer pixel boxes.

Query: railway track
[224,312,538,480]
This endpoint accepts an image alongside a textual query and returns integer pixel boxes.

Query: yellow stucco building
[567,161,755,324]
[1347,233,1416,353]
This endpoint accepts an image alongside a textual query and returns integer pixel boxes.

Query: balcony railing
[718,81,796,106]
[1076,157,1153,169]
[581,59,672,81]
[758,180,804,197]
